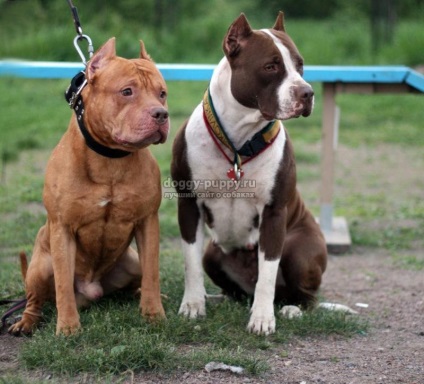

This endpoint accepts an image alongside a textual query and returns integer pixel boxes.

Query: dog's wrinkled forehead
[130,59,166,87]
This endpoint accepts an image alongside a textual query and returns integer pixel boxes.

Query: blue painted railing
[1,61,424,92]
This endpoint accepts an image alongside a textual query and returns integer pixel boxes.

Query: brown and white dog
[171,12,327,335]
[9,38,168,336]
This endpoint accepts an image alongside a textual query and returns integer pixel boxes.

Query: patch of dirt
[134,249,424,384]
[0,331,24,375]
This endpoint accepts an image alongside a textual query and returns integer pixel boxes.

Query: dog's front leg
[49,222,79,335]
[135,212,165,321]
[247,205,286,335]
[177,197,206,318]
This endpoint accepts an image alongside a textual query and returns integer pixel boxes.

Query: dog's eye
[159,90,167,99]
[264,63,277,72]
[121,88,133,96]
[297,59,304,75]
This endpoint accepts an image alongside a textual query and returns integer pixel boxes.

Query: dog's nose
[295,85,314,101]
[150,107,169,124]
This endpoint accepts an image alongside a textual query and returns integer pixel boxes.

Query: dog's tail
[19,251,28,281]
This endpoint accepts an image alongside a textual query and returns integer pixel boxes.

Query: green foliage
[0,0,423,65]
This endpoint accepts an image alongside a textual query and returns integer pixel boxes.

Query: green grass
[1,34,423,381]
[1,1,423,66]
[0,77,377,381]
[16,291,365,377]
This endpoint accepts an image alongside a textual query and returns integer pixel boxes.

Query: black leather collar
[64,71,132,159]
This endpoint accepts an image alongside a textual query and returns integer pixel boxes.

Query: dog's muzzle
[295,84,314,117]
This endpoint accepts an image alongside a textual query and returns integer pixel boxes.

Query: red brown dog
[9,37,169,336]
[171,13,327,335]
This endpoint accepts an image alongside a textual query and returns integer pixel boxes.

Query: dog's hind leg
[9,226,55,336]
[279,220,327,309]
[203,241,252,300]
[203,241,256,301]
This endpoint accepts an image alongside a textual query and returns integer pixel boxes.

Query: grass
[1,35,423,380]
[0,77,377,381]
[14,290,366,377]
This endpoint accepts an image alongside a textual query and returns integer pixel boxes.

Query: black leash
[64,1,132,158]
[0,299,27,330]
[66,0,93,65]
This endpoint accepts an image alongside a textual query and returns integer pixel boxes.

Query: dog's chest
[186,112,286,251]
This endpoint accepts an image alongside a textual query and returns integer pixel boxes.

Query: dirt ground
[137,247,424,384]
[1,145,423,383]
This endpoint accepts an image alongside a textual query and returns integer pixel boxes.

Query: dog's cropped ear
[87,37,116,81]
[223,13,253,57]
[139,40,152,61]
[272,11,286,32]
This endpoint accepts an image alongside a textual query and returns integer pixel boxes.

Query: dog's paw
[279,305,303,319]
[8,318,36,336]
[247,313,276,335]
[141,295,166,321]
[56,318,81,336]
[141,303,166,322]
[178,297,206,319]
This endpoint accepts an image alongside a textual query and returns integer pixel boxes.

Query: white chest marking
[98,199,111,207]
[186,104,286,252]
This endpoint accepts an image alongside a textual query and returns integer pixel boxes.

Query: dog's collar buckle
[65,71,88,109]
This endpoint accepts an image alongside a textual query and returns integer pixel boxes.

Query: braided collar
[202,88,280,180]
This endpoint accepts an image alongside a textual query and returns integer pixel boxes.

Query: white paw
[247,313,276,335]
[279,305,303,319]
[178,297,206,319]
[318,302,359,315]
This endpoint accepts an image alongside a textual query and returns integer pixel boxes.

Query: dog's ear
[272,11,286,32]
[223,13,253,57]
[139,40,152,60]
[87,37,116,81]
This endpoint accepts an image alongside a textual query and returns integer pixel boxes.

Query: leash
[64,1,132,158]
[0,299,27,330]
[64,0,92,109]
[66,0,93,66]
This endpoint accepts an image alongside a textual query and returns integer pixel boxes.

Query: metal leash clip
[73,34,94,66]
[67,0,94,66]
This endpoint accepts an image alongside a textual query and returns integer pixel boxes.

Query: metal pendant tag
[227,165,244,181]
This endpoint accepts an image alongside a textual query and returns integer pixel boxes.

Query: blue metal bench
[1,61,423,252]
[1,61,424,91]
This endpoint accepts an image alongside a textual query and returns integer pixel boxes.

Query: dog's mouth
[276,101,314,121]
[142,131,163,146]
[260,111,275,121]
[260,102,313,121]
[114,126,168,149]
